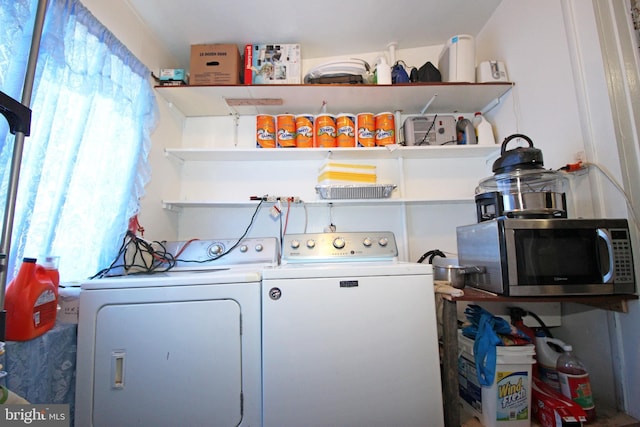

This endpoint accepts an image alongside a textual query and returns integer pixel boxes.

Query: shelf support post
[442,296,461,427]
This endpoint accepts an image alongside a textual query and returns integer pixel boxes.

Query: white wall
[478,0,640,414]
[81,0,184,243]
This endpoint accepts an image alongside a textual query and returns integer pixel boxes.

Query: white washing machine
[75,237,278,427]
[261,232,444,427]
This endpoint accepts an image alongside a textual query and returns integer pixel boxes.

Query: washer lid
[262,261,432,280]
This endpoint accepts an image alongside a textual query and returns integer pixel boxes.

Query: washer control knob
[208,244,224,257]
[333,237,346,249]
[290,240,300,249]
[363,237,372,247]
[239,245,248,253]
[306,239,316,249]
[378,237,389,247]
[255,244,263,252]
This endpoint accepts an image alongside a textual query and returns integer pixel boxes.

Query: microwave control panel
[611,228,634,283]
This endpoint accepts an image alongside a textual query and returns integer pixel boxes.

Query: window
[0,0,158,281]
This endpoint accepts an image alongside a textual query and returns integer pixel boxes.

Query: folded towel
[434,280,464,297]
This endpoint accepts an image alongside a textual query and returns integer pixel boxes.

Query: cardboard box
[244,44,301,84]
[159,68,186,82]
[158,68,187,86]
[57,284,81,324]
[190,44,242,85]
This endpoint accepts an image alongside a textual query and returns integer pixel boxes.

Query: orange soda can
[314,114,336,147]
[375,112,396,146]
[295,114,314,148]
[357,112,375,147]
[336,113,356,147]
[276,114,296,148]
[256,114,276,148]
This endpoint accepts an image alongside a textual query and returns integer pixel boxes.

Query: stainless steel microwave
[456,218,636,296]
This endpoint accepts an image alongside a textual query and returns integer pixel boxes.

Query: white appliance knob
[290,240,300,249]
[208,244,224,256]
[333,237,346,249]
[363,238,372,247]
[378,237,389,247]
[255,244,263,252]
[240,245,248,253]
[306,239,316,249]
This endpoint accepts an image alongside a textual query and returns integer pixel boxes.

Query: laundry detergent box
[190,43,242,85]
[458,331,535,427]
[244,44,301,84]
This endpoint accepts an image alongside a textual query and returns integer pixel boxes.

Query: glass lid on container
[476,168,567,195]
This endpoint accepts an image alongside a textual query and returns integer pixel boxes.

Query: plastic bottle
[556,344,596,423]
[534,334,565,391]
[5,258,58,341]
[375,57,392,85]
[473,111,496,145]
[456,116,477,145]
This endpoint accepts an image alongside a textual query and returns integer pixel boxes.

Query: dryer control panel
[166,237,279,270]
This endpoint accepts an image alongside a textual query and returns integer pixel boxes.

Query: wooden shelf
[155,82,514,117]
[450,286,639,313]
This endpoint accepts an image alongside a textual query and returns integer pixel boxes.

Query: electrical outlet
[264,195,301,203]
[575,151,586,163]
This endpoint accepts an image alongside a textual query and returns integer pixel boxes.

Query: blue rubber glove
[473,313,503,386]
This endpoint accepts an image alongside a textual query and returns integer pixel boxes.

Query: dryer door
[92,299,242,427]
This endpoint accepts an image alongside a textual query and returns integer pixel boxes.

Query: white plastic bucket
[458,331,535,427]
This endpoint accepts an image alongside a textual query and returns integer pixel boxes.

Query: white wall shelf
[161,198,475,211]
[160,83,508,211]
[164,145,500,162]
[155,82,514,116]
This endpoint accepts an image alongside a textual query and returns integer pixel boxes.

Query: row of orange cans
[256,112,396,148]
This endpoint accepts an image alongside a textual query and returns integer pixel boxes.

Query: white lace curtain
[0,0,158,281]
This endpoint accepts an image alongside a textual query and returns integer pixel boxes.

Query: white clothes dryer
[75,237,278,427]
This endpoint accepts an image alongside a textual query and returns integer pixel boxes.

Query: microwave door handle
[597,228,615,283]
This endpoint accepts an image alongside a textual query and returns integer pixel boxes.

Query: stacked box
[244,44,301,84]
[190,44,242,85]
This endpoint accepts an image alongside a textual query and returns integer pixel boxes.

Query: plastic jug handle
[542,337,567,348]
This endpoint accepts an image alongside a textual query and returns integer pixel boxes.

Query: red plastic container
[5,258,58,341]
